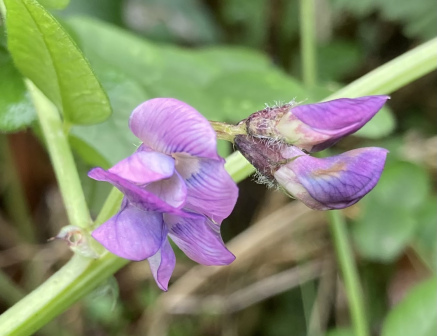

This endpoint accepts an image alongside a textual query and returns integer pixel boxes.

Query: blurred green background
[0,0,436,335]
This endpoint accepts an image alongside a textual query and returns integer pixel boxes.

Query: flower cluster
[236,96,389,210]
[89,98,238,290]
[89,95,389,290]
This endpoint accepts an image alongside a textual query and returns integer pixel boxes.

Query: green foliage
[0,48,35,131]
[382,277,437,336]
[317,40,363,82]
[412,197,437,271]
[352,161,432,262]
[326,328,354,336]
[332,0,437,40]
[63,17,305,163]
[3,0,111,125]
[124,0,220,44]
[38,0,69,10]
[354,106,396,139]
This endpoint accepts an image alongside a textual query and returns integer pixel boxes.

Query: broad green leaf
[197,46,272,73]
[352,202,416,262]
[382,277,437,336]
[354,105,396,139]
[352,161,430,261]
[412,197,437,271]
[0,48,35,131]
[372,161,430,211]
[66,16,163,89]
[70,62,149,166]
[38,0,69,10]
[4,0,111,124]
[206,70,306,122]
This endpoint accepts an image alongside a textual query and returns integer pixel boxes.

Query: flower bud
[246,95,389,152]
[235,135,388,210]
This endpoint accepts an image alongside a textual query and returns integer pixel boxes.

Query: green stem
[328,211,369,336]
[26,80,92,230]
[0,38,435,336]
[326,37,437,99]
[299,0,317,88]
[0,189,126,336]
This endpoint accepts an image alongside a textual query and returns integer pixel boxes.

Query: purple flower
[89,98,238,291]
[246,95,389,152]
[274,146,388,210]
[234,135,388,210]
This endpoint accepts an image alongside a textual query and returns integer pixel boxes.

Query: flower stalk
[209,120,247,141]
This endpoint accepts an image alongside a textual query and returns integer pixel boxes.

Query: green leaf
[412,197,437,271]
[4,0,111,124]
[206,70,306,122]
[38,0,69,10]
[66,16,163,89]
[0,48,35,131]
[372,161,430,211]
[382,277,437,336]
[352,161,431,262]
[352,202,416,262]
[353,105,396,139]
[70,63,149,166]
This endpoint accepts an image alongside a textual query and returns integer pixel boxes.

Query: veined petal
[108,151,175,184]
[88,168,189,216]
[277,96,389,152]
[274,147,388,210]
[147,238,176,291]
[145,171,187,209]
[165,213,235,266]
[174,154,238,223]
[92,200,164,261]
[129,98,220,159]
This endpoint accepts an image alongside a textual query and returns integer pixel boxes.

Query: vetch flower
[245,95,389,152]
[235,135,388,210]
[89,98,238,291]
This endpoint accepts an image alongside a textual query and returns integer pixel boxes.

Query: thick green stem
[26,80,92,230]
[0,39,435,336]
[299,0,317,88]
[328,211,369,336]
[0,189,125,336]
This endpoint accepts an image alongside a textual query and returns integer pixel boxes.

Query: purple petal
[147,238,176,291]
[108,151,175,184]
[165,213,235,266]
[274,147,388,210]
[92,200,164,261]
[129,98,220,159]
[145,172,187,208]
[174,154,238,223]
[277,96,389,152]
[88,168,189,216]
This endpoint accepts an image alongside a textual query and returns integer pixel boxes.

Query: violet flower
[234,135,388,210]
[245,95,389,152]
[89,98,238,291]
[274,145,388,210]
